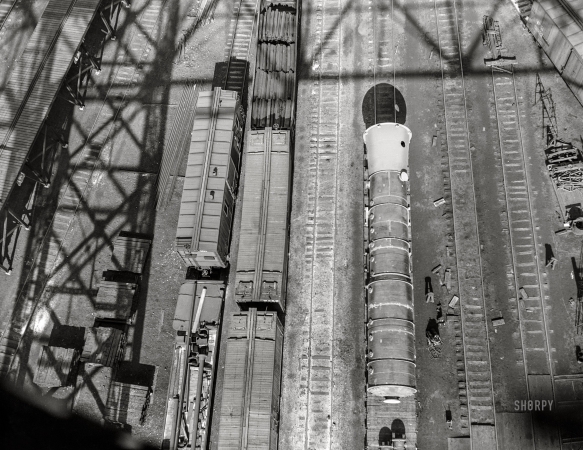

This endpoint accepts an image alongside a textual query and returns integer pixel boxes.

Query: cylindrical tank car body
[364,122,416,400]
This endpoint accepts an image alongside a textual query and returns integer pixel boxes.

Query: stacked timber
[33,346,79,388]
[105,381,151,426]
[72,363,113,423]
[252,1,298,129]
[94,280,137,322]
[73,363,151,426]
[111,234,152,274]
[81,327,125,367]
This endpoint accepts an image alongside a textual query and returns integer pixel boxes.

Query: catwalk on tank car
[364,122,416,402]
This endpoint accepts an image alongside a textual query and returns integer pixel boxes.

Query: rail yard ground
[2,0,583,449]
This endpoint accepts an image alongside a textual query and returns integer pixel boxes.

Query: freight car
[528,0,583,106]
[363,123,416,402]
[175,87,244,271]
[251,0,299,129]
[234,128,293,313]
[162,279,225,450]
[215,309,284,450]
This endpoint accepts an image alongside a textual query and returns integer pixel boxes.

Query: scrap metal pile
[535,75,583,191]
[546,135,583,191]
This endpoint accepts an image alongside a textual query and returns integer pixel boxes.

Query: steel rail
[491,65,560,448]
[301,0,342,448]
[433,0,498,440]
[223,0,260,94]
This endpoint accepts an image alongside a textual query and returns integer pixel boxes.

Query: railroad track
[223,0,259,95]
[292,0,342,448]
[491,67,555,393]
[370,0,395,123]
[433,0,497,431]
[364,1,419,448]
[0,0,167,378]
[0,0,17,33]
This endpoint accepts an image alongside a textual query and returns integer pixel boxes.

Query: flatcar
[215,309,284,450]
[162,279,225,450]
[363,122,416,402]
[234,128,292,313]
[528,0,583,106]
[175,87,244,271]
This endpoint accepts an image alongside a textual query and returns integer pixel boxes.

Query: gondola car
[234,128,292,314]
[364,123,417,402]
[175,87,244,271]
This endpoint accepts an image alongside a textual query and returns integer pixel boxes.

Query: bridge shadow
[362,83,407,129]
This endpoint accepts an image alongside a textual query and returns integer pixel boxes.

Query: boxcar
[234,128,292,313]
[528,0,583,106]
[176,88,244,270]
[215,309,283,450]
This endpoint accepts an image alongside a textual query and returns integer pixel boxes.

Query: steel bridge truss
[100,0,131,41]
[0,0,133,274]
[63,0,131,110]
[62,43,101,110]
[0,121,67,275]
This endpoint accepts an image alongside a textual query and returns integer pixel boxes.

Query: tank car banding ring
[363,122,416,402]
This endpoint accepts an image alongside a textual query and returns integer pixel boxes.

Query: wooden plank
[33,346,78,388]
[81,327,124,366]
[495,412,534,449]
[111,234,152,274]
[528,374,561,448]
[72,363,112,422]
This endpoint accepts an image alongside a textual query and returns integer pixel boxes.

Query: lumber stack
[94,280,137,321]
[111,234,152,274]
[81,327,125,367]
[252,1,297,129]
[72,363,113,423]
[33,346,79,388]
[105,381,151,426]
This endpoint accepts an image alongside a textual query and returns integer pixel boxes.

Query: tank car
[363,122,416,401]
[175,87,244,271]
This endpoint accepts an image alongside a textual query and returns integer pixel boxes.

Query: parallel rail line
[491,66,557,441]
[223,0,259,95]
[370,0,395,123]
[433,0,497,432]
[365,1,419,448]
[293,0,342,448]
